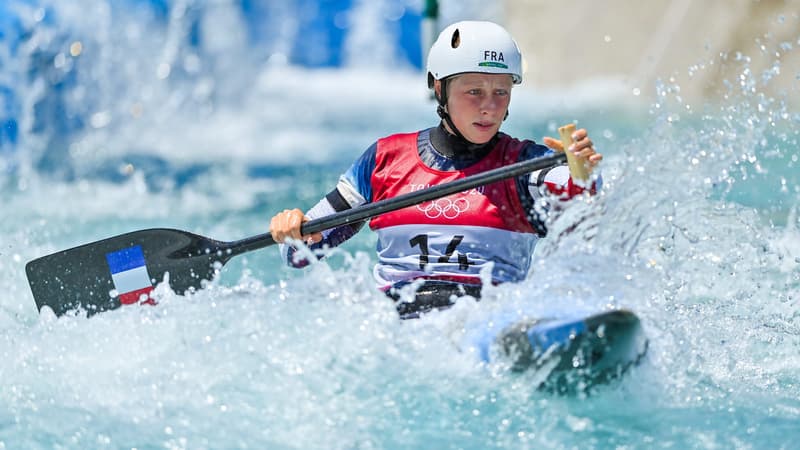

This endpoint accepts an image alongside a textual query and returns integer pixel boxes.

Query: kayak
[473,309,648,393]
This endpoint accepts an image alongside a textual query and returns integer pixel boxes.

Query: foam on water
[1,1,799,448]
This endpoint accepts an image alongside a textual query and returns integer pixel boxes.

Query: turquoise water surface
[1,2,799,449]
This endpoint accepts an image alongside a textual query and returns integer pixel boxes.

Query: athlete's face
[436,73,513,144]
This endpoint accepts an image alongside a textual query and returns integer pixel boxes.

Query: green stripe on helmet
[478,61,509,69]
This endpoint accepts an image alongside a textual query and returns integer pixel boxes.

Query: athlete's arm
[516,138,602,236]
[277,142,378,268]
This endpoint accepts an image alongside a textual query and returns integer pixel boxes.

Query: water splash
[525,35,800,438]
[1,2,800,449]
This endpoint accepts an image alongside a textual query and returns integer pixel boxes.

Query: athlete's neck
[430,122,498,161]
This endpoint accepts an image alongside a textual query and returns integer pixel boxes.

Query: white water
[1,1,799,448]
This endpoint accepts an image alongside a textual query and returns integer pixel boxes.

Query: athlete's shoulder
[497,133,553,159]
[377,129,425,145]
[374,129,428,161]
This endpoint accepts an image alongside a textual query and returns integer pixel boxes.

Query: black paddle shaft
[26,152,567,316]
[232,152,568,254]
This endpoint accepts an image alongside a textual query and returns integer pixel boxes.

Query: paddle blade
[25,228,232,317]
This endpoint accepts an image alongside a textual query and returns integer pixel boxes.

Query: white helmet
[426,20,523,89]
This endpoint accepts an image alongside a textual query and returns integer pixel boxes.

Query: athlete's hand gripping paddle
[557,123,590,182]
[26,152,568,317]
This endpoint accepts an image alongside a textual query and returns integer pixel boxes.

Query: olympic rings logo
[416,197,470,219]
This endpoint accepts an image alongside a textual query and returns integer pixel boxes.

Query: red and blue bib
[368,132,539,288]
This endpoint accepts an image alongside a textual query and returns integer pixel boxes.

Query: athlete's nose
[481,93,503,115]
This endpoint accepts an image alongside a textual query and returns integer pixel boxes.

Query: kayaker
[269,20,602,319]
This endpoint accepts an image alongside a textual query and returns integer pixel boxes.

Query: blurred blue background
[0,0,424,172]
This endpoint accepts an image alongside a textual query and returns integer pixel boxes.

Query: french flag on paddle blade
[106,245,154,305]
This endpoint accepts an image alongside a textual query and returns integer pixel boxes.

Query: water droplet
[53,53,67,69]
[69,41,83,57]
[90,111,111,128]
[156,63,171,79]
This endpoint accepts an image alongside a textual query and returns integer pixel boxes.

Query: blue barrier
[1,86,19,148]
[0,1,26,152]
[112,0,423,68]
[290,0,352,67]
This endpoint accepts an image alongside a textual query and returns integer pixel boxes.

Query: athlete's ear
[433,79,442,102]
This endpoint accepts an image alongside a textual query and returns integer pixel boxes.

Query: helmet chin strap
[435,78,508,148]
[435,79,467,141]
[436,104,467,141]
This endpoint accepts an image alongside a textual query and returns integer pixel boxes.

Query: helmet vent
[450,29,460,48]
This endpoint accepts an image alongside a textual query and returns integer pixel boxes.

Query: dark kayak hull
[485,309,648,393]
